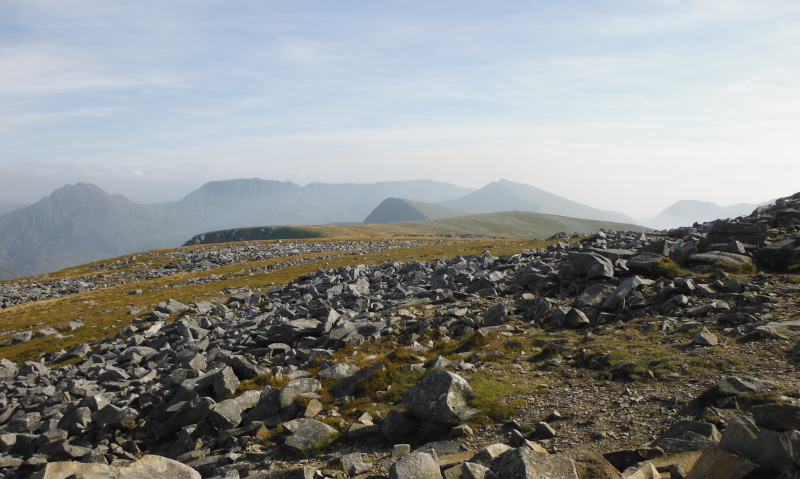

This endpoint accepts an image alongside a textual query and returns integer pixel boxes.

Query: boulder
[402,370,478,423]
[380,410,420,441]
[208,399,243,430]
[483,304,508,327]
[490,447,578,479]
[389,451,443,479]
[751,403,800,432]
[341,452,372,477]
[29,454,200,479]
[567,253,614,279]
[683,446,758,479]
[284,419,338,452]
[331,362,386,398]
[279,378,322,409]
[213,366,240,398]
[687,252,753,267]
[757,237,800,272]
[626,253,666,274]
[574,284,616,309]
[317,362,360,379]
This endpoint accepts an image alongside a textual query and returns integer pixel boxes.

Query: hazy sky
[2,1,799,217]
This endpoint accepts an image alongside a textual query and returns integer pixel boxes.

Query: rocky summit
[0,193,798,479]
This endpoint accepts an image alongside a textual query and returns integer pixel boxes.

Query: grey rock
[389,451,443,479]
[402,370,477,423]
[341,452,372,477]
[568,253,614,279]
[574,284,616,309]
[11,331,32,344]
[213,367,240,399]
[317,362,360,379]
[490,447,578,479]
[331,362,386,398]
[380,410,420,441]
[626,253,666,274]
[692,327,718,346]
[284,419,338,452]
[279,378,321,409]
[247,386,281,422]
[483,304,508,327]
[687,252,753,267]
[29,454,201,479]
[208,399,243,430]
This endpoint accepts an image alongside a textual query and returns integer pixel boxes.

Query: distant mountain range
[642,199,771,230]
[0,179,473,277]
[0,178,640,277]
[435,179,637,224]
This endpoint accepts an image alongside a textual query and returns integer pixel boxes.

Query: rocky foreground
[0,194,799,478]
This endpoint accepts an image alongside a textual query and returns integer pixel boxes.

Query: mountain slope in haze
[364,198,467,223]
[645,200,771,230]
[0,200,29,217]
[437,179,637,224]
[0,184,189,276]
[0,267,20,281]
[0,179,475,276]
[167,178,475,232]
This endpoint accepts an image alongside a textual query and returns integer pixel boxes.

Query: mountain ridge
[643,199,771,230]
[436,179,638,224]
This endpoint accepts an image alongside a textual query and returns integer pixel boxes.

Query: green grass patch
[654,259,693,279]
[467,373,525,426]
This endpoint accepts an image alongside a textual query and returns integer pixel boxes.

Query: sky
[1,1,799,218]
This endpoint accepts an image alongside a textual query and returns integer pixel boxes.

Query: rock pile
[0,240,446,309]
[0,193,799,478]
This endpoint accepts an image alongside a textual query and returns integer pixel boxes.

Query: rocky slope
[0,193,798,478]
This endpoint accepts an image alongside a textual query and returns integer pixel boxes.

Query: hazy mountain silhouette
[0,183,189,276]
[165,178,475,233]
[644,199,770,230]
[0,179,474,276]
[364,198,467,223]
[436,179,636,224]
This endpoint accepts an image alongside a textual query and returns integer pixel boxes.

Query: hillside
[645,199,770,230]
[0,192,799,478]
[437,179,637,224]
[364,197,467,223]
[185,210,649,245]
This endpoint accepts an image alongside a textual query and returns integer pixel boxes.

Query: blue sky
[1,1,799,217]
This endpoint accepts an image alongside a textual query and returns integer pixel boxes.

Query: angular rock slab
[402,370,477,423]
[389,451,443,479]
[284,419,338,452]
[30,454,200,479]
[684,446,758,479]
[490,447,578,479]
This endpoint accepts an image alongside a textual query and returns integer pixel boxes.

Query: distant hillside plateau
[644,199,772,230]
[185,210,649,246]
